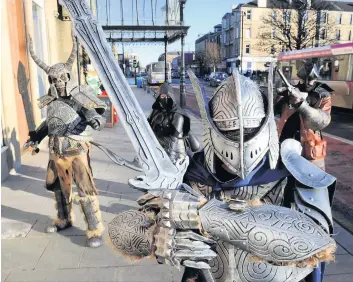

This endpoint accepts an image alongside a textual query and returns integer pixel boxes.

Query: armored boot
[77,195,104,248]
[46,188,74,233]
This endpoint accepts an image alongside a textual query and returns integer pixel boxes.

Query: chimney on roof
[258,0,267,8]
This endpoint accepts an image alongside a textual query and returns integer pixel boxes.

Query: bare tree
[206,42,221,72]
[256,0,337,54]
[195,52,208,75]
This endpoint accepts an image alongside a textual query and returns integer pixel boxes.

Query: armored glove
[108,185,335,270]
[288,87,308,107]
[142,185,336,267]
[88,119,101,130]
[137,187,217,269]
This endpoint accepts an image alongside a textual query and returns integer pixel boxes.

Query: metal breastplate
[47,100,81,136]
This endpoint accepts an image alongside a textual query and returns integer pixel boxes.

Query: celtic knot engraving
[199,199,334,264]
[108,210,154,257]
[210,240,313,282]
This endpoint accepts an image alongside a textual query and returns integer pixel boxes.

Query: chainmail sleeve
[296,98,331,131]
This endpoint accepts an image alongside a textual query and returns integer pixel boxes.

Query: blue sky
[97,0,242,67]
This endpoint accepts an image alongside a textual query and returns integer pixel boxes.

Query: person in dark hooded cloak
[147,83,200,164]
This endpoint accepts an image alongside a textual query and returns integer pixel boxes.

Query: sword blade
[90,141,143,172]
[60,0,188,190]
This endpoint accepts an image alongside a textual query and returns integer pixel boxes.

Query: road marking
[323,132,353,145]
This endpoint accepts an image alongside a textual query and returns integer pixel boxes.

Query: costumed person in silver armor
[25,34,106,248]
[147,83,200,163]
[107,67,337,282]
[275,61,333,170]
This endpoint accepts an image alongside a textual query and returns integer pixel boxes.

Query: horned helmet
[187,64,279,180]
[28,34,76,97]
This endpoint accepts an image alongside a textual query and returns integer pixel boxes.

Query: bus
[146,61,172,86]
[277,43,353,110]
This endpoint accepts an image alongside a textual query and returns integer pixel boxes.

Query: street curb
[323,132,353,145]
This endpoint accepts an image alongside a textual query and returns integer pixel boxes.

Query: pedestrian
[275,61,333,170]
[25,34,106,247]
[147,83,199,163]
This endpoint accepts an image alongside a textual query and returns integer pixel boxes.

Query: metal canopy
[102,25,189,44]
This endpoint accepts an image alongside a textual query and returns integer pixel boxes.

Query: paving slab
[1,270,10,282]
[35,235,86,270]
[324,274,353,282]
[115,265,173,282]
[4,268,117,282]
[80,243,131,268]
[333,225,353,255]
[325,254,353,275]
[1,218,36,239]
[2,238,50,271]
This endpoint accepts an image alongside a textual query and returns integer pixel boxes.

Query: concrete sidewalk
[1,87,353,282]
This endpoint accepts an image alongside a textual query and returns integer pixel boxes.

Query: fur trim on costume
[248,243,336,268]
[86,222,105,238]
[53,194,74,224]
[53,217,69,228]
[106,234,156,262]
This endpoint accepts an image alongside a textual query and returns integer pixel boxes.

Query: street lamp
[179,0,187,108]
[240,11,246,74]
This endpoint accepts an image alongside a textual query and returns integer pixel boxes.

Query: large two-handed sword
[59,0,188,191]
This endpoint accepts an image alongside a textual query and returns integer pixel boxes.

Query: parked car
[209,72,228,87]
[203,74,210,81]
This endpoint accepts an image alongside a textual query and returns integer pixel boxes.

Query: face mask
[159,97,173,110]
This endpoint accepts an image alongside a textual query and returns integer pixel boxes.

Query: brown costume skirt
[46,147,98,202]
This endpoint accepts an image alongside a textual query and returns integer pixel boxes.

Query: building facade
[221,0,353,74]
[195,25,222,75]
[171,52,198,73]
[158,51,181,64]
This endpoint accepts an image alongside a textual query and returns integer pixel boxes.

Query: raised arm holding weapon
[275,61,333,170]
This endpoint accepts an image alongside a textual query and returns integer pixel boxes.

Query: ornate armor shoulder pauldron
[70,85,106,114]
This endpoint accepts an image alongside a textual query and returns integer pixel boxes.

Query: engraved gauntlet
[151,185,336,267]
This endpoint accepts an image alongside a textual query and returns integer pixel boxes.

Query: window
[245,44,250,54]
[246,28,251,39]
[246,9,251,20]
[236,27,239,38]
[272,10,276,21]
[320,29,326,39]
[271,28,276,38]
[337,14,342,24]
[349,30,352,41]
[247,62,252,70]
[350,14,353,25]
[336,30,341,40]
[320,12,327,24]
[283,11,291,24]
